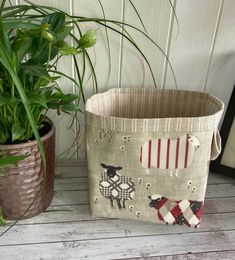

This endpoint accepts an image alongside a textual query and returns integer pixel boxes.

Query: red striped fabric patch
[157,139,161,168]
[166,139,171,169]
[154,197,168,210]
[148,140,152,168]
[140,146,142,163]
[184,134,189,168]
[175,137,180,169]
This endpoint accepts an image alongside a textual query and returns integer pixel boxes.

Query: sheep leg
[117,199,122,209]
[122,199,126,209]
[110,197,114,207]
[146,169,151,175]
[175,169,179,177]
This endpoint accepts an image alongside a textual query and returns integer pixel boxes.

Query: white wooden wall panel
[165,0,222,90]
[73,0,124,92]
[204,0,235,113]
[12,0,235,158]
[120,0,172,88]
[72,0,124,158]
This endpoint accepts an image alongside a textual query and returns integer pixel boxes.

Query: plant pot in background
[0,120,55,220]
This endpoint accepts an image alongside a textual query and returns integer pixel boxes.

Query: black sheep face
[148,195,163,208]
[100,163,122,178]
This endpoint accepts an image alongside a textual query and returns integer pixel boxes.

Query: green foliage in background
[0,0,177,235]
[0,8,96,144]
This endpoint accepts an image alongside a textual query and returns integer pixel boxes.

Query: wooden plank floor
[0,162,235,260]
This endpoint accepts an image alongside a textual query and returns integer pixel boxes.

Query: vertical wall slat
[120,0,172,88]
[72,0,124,158]
[117,0,125,88]
[73,0,124,95]
[165,0,222,90]
[202,0,225,92]
[161,0,177,89]
[204,0,235,115]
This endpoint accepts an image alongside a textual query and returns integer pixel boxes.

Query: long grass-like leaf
[72,23,86,85]
[10,0,176,87]
[128,0,148,34]
[77,17,177,88]
[72,55,85,103]
[94,20,157,88]
[168,0,179,36]
[0,0,7,15]
[84,50,98,93]
[2,20,41,30]
[5,0,176,87]
[70,26,97,99]
[49,69,81,92]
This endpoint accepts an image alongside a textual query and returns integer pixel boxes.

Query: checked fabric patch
[100,173,135,200]
[148,194,203,227]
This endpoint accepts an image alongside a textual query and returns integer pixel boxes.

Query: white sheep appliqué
[140,134,200,176]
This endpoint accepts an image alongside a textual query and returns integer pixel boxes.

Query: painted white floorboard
[0,164,234,260]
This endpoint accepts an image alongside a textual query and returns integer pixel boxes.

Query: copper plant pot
[0,120,55,220]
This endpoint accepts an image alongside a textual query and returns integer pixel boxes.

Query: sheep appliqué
[148,194,203,228]
[99,163,135,209]
[140,134,200,176]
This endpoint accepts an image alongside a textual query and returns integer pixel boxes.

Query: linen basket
[85,88,224,228]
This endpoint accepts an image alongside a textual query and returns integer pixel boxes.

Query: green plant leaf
[46,93,79,111]
[0,16,13,59]
[59,44,79,55]
[55,26,73,41]
[28,46,58,65]
[0,208,5,226]
[39,85,55,95]
[12,37,32,61]
[60,93,80,103]
[78,30,96,49]
[61,103,80,112]
[0,154,29,168]
[2,19,41,30]
[0,96,19,107]
[42,12,65,32]
[22,65,54,81]
[28,93,48,108]
[0,96,8,107]
[11,122,26,142]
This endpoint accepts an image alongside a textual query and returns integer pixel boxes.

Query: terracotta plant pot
[0,120,55,220]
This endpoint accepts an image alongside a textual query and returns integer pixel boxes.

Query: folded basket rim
[85,88,224,133]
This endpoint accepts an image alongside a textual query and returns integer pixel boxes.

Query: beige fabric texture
[85,88,224,227]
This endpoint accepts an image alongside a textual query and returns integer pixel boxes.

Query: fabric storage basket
[85,88,224,228]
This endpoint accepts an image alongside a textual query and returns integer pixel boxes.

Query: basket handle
[210,129,222,160]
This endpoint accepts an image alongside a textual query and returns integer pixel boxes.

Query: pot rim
[0,118,55,150]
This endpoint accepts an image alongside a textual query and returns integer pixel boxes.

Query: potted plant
[0,2,97,221]
[0,0,175,225]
